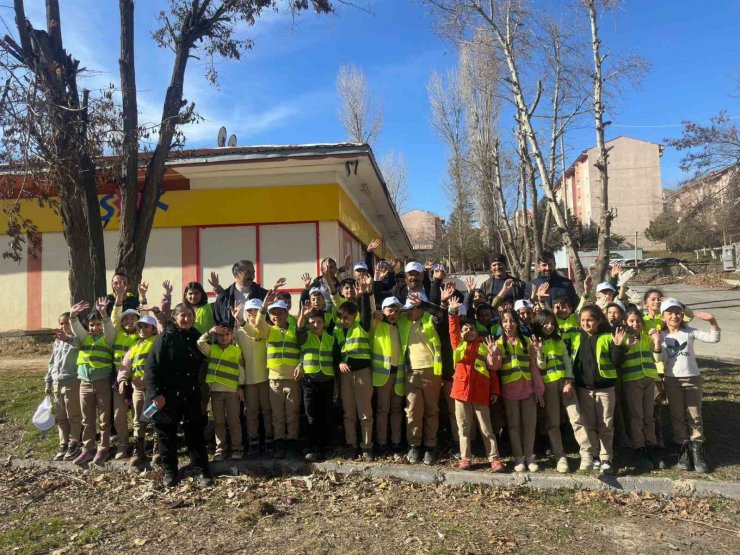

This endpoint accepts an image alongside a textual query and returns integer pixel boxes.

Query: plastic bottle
[142,402,159,421]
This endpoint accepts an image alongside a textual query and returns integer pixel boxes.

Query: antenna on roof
[217,126,227,147]
[227,134,237,147]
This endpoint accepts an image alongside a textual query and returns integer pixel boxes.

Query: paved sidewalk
[11,457,740,501]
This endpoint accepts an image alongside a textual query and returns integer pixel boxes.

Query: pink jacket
[490,337,545,401]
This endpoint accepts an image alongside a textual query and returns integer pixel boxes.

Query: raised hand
[584,275,593,294]
[464,276,476,293]
[424,259,434,271]
[501,279,514,296]
[407,292,422,307]
[272,277,287,291]
[692,310,716,323]
[343,253,352,273]
[263,290,277,307]
[529,335,543,353]
[447,295,461,311]
[162,280,173,296]
[95,297,109,318]
[70,301,90,317]
[391,257,402,271]
[433,266,445,280]
[138,281,149,299]
[611,263,623,279]
[52,328,69,342]
[367,238,381,252]
[536,282,550,300]
[373,310,384,322]
[441,281,456,302]
[374,262,389,282]
[301,273,312,289]
[231,302,244,321]
[208,271,220,291]
[613,327,626,346]
[485,335,499,354]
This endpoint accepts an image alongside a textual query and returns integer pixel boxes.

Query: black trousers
[154,393,209,474]
[303,379,334,450]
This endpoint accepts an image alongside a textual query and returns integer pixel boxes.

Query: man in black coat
[479,254,525,304]
[524,251,579,309]
[144,303,211,487]
[212,260,268,327]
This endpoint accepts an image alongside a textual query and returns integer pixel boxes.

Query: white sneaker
[600,460,613,474]
[527,460,540,472]
[514,458,526,472]
[579,456,593,471]
[556,457,569,473]
[592,458,601,471]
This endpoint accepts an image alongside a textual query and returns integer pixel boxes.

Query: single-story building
[0,143,413,332]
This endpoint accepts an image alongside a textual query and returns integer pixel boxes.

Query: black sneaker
[676,441,692,471]
[360,449,375,462]
[63,441,81,461]
[407,446,422,464]
[691,441,708,474]
[423,449,437,466]
[273,440,286,459]
[647,446,666,470]
[163,470,179,488]
[375,444,388,458]
[197,472,214,487]
[635,448,654,471]
[285,440,301,459]
[54,444,68,461]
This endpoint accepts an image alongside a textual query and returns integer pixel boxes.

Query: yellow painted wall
[0,246,28,331]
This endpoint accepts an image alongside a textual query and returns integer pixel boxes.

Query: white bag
[32,395,56,431]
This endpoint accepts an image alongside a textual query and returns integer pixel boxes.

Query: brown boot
[130,439,146,467]
[151,439,162,466]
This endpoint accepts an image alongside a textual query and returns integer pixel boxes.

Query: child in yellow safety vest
[571,305,630,475]
[335,298,375,461]
[370,296,406,456]
[401,293,444,466]
[69,298,116,466]
[296,306,341,461]
[111,280,141,460]
[623,308,665,471]
[117,315,159,467]
[532,310,593,473]
[232,298,274,457]
[246,282,302,460]
[642,288,666,448]
[183,281,215,335]
[197,324,246,461]
[489,308,545,473]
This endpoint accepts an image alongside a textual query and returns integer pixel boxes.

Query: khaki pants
[455,400,499,461]
[53,381,81,445]
[210,390,242,451]
[375,376,403,446]
[269,379,301,441]
[622,377,657,449]
[664,376,704,442]
[112,386,130,449]
[131,388,149,440]
[503,396,538,460]
[340,368,374,449]
[80,380,112,452]
[245,381,273,443]
[442,381,459,442]
[543,380,592,458]
[405,368,442,448]
[577,387,615,461]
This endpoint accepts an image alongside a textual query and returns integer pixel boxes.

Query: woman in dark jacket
[144,303,212,487]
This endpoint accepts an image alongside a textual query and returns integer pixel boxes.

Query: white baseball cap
[353,262,369,272]
[514,300,533,312]
[244,298,262,311]
[596,282,616,294]
[121,308,140,318]
[136,315,157,327]
[381,296,402,309]
[308,287,323,296]
[404,261,423,274]
[267,300,288,312]
[660,299,683,314]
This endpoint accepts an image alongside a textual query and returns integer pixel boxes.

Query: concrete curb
[9,457,740,501]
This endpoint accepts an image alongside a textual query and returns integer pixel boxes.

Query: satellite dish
[227,134,237,147]
[217,126,227,147]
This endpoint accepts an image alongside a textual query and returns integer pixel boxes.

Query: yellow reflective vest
[496,336,531,384]
[113,330,138,369]
[622,333,659,382]
[399,313,443,377]
[301,332,335,376]
[371,321,406,396]
[453,341,490,377]
[266,323,301,369]
[76,334,113,370]
[129,336,156,380]
[541,338,567,383]
[206,344,242,389]
[570,333,617,380]
[334,322,371,362]
[194,304,214,335]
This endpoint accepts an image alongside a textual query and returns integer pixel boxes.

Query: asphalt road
[631,284,740,360]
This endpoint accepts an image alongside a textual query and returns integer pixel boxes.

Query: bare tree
[0,0,334,301]
[379,150,409,213]
[336,64,383,144]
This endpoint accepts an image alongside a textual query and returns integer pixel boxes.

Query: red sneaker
[490,459,506,473]
[459,458,472,470]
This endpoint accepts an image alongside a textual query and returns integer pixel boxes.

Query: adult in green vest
[117,315,158,467]
[401,293,443,465]
[371,296,406,456]
[623,308,665,470]
[571,305,630,475]
[296,306,341,461]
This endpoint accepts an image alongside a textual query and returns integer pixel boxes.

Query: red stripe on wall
[315,221,321,277]
[26,235,42,330]
[182,226,199,290]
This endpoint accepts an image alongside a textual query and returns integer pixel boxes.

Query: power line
[611,115,740,129]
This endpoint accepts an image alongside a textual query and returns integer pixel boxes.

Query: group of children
[44,255,721,482]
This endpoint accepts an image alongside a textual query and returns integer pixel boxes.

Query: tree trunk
[586,0,611,282]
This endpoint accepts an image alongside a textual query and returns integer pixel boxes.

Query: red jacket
[449,314,500,406]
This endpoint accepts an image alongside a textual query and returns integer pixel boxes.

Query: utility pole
[634,231,638,268]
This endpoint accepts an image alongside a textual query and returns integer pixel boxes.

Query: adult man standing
[479,254,525,304]
[373,261,431,306]
[524,251,578,309]
[212,260,268,327]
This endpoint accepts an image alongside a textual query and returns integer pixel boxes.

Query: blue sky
[11,0,740,217]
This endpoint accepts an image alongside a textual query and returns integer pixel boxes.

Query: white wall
[260,223,317,291]
[0,244,28,331]
[199,226,257,292]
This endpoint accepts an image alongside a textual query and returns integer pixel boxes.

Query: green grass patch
[0,371,58,458]
[0,518,68,555]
